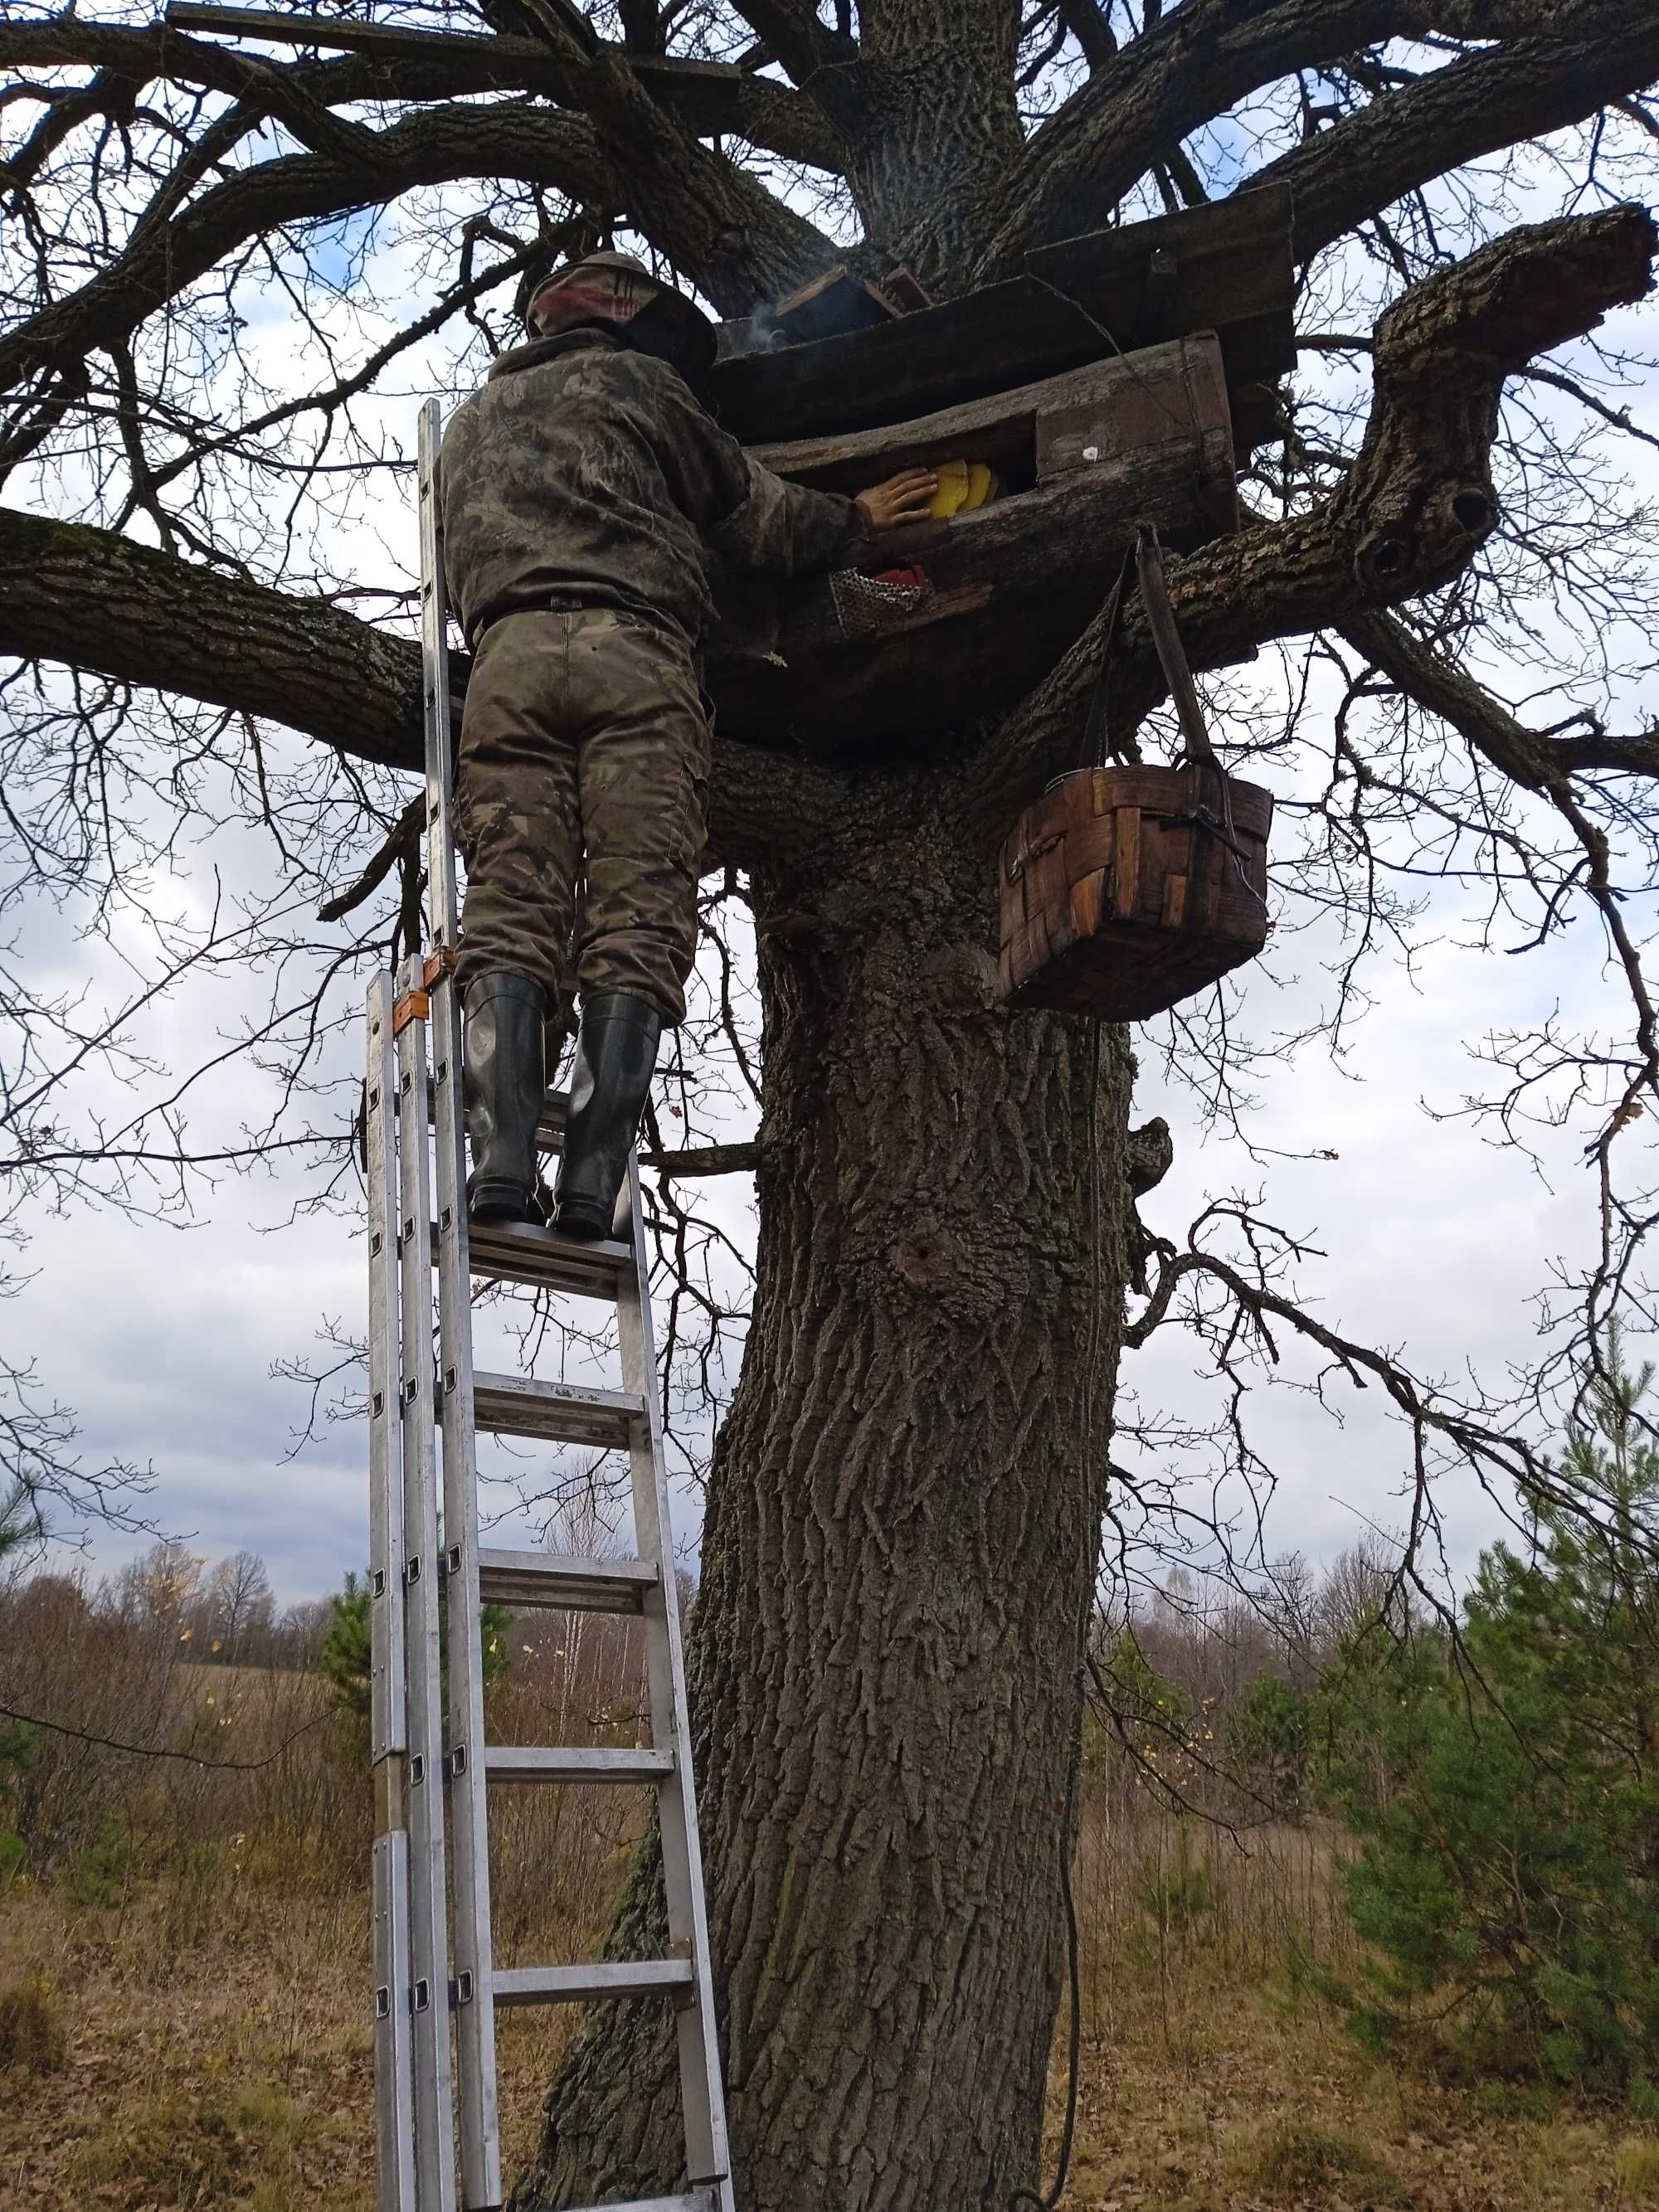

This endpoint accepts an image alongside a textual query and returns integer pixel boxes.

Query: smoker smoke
[713,303,789,361]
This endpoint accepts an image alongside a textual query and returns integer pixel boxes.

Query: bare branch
[980,205,1658,820]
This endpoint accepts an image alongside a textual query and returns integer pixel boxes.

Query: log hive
[709,333,1238,750]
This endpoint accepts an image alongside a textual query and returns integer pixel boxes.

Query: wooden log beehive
[998,763,1272,1018]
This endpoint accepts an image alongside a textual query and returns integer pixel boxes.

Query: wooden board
[708,189,1293,451]
[1024,184,1296,396]
[771,265,900,345]
[748,331,1232,498]
[712,275,1111,445]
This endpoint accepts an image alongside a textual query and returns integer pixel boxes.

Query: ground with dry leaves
[3,1834,1658,2212]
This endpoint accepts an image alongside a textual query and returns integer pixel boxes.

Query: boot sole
[554,1201,615,1242]
[469,1178,541,1228]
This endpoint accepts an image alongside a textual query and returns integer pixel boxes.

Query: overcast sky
[5,95,1657,1612]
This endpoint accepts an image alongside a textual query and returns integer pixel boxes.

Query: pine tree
[320,1569,512,1723]
[1324,1333,1659,2092]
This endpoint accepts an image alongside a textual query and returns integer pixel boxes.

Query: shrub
[1135,1833,1215,1937]
[1236,2122,1407,2205]
[321,1568,512,1723]
[0,1976,66,2071]
[68,1812,132,1910]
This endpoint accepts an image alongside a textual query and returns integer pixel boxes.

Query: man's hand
[854,468,939,532]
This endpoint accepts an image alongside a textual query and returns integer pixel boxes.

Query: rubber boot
[463,972,547,1226]
[554,992,662,1242]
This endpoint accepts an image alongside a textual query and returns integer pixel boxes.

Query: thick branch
[0,15,845,170]
[0,48,835,401]
[976,0,1659,274]
[0,503,843,872]
[979,206,1658,822]
[547,43,837,307]
[0,104,619,399]
[724,0,863,127]
[1057,0,1117,71]
[1254,16,1659,263]
[1340,609,1659,786]
[0,505,426,773]
[645,1140,761,1178]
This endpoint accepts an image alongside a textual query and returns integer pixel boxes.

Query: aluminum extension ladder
[362,397,735,2212]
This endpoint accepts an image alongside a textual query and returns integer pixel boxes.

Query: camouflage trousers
[454,608,711,1027]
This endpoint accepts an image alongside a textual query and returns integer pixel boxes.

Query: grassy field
[5,1813,1659,2210]
[4,1570,1657,2210]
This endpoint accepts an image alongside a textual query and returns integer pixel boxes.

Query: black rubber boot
[554,992,662,1241]
[463,972,547,1226]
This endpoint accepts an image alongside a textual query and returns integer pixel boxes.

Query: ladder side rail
[615,1159,734,2208]
[367,976,417,2212]
[396,963,459,2212]
[420,391,502,2212]
[435,984,500,2208]
[417,397,463,954]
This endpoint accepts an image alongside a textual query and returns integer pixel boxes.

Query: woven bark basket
[998,763,1272,1018]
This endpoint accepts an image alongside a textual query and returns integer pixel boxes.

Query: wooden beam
[713,275,1109,444]
[708,188,1294,449]
[1024,182,1296,394]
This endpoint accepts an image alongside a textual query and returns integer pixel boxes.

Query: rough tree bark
[2,1,1656,2205]
[515,764,1134,2211]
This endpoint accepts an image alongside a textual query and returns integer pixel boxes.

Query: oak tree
[3,2,1659,2205]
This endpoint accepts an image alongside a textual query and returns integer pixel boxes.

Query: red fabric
[526,273,647,339]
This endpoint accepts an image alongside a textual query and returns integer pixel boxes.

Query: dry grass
[1034,1806,1655,2211]
[0,1880,576,2211]
[5,1825,1657,2210]
[3,1593,1655,2209]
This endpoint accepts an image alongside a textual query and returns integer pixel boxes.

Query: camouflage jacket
[440,329,866,649]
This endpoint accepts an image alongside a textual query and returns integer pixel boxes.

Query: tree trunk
[514,774,1134,2210]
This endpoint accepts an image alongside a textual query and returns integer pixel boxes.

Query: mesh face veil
[521,254,718,383]
[524,265,656,340]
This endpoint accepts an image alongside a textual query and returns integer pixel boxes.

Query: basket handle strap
[1134,525,1219,772]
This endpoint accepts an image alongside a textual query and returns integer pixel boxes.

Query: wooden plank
[1071,870,1107,939]
[1112,808,1142,919]
[1035,335,1227,480]
[752,333,1226,497]
[710,190,1293,450]
[1024,184,1296,391]
[711,275,1106,446]
[771,265,898,345]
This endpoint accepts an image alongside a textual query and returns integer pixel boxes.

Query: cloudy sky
[4,73,1657,1612]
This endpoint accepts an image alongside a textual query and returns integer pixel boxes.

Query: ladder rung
[563,2196,717,2211]
[564,2198,718,2212]
[493,1958,694,2007]
[472,1371,643,1448]
[425,1077,570,1151]
[484,1746,674,1785]
[442,1218,631,1297]
[536,1087,569,1150]
[475,1547,657,1614]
